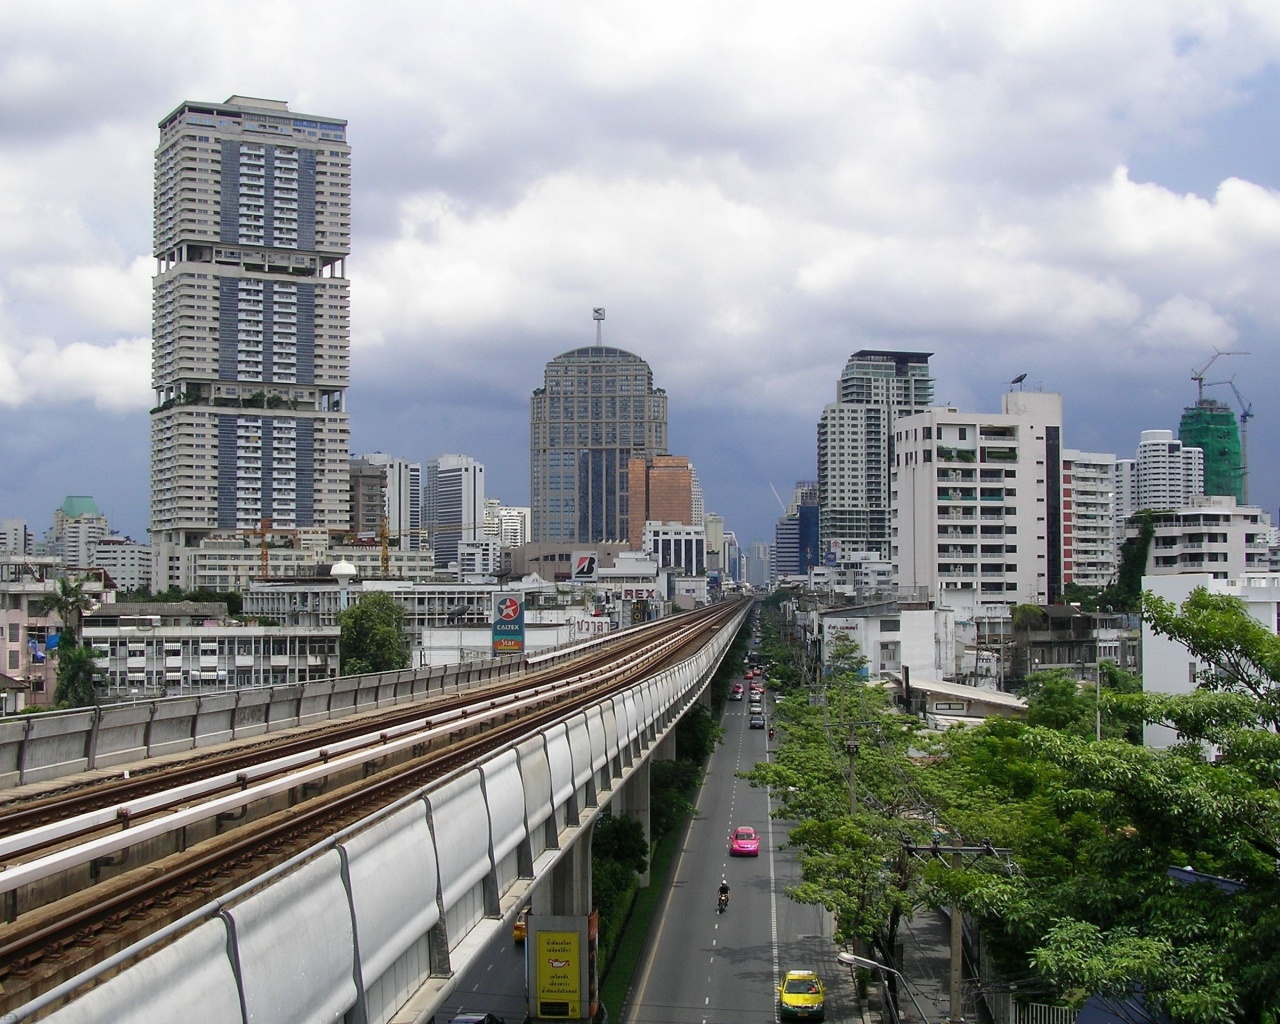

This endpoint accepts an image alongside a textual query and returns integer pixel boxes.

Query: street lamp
[837,952,934,1023]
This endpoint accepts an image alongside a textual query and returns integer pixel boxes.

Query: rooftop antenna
[1191,347,1248,404]
[592,307,605,344]
[1010,372,1027,391]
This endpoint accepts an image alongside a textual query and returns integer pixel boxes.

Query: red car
[729,825,761,856]
[730,682,746,701]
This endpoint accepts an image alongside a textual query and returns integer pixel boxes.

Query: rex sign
[491,593,526,655]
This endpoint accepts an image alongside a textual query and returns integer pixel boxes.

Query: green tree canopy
[338,592,409,675]
[54,642,101,708]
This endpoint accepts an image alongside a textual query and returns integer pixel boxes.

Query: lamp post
[837,951,934,1023]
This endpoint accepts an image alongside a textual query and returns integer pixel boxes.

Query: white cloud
[4,1,1280,539]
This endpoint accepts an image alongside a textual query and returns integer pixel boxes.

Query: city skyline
[2,4,1280,549]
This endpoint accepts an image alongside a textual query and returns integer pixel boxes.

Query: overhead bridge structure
[13,599,751,1024]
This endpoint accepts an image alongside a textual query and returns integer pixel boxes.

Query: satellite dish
[1011,373,1028,385]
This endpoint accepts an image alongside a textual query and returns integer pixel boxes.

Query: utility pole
[902,837,1015,1023]
[949,834,964,1022]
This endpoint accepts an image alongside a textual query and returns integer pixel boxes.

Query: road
[623,694,848,1024]
[447,688,858,1024]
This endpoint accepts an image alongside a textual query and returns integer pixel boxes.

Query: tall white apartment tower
[893,391,1065,616]
[150,97,351,589]
[818,351,933,561]
[1062,450,1117,589]
[425,455,485,568]
[1114,430,1204,530]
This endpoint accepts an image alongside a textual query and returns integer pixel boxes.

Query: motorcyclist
[768,725,775,740]
[717,878,730,910]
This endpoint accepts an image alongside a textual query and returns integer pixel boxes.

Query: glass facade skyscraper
[530,346,668,544]
[150,96,351,588]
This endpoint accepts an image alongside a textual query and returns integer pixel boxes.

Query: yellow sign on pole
[534,930,582,1018]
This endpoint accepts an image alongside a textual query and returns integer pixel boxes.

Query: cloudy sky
[2,2,1279,550]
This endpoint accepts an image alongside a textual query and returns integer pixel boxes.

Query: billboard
[570,551,598,581]
[533,928,582,1018]
[491,593,526,655]
[528,914,597,1022]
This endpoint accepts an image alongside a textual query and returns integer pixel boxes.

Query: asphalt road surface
[623,696,844,1024]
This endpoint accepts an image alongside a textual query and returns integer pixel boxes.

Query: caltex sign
[491,593,526,655]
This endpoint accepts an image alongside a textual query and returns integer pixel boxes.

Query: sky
[2,2,1279,551]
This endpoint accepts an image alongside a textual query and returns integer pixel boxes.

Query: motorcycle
[717,890,729,913]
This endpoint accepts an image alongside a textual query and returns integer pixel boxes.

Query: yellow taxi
[512,905,531,943]
[778,969,825,1021]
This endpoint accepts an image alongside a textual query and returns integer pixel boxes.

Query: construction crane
[1191,348,1249,404]
[1213,378,1254,504]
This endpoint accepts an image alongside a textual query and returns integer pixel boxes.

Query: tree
[338,592,409,675]
[54,642,101,708]
[42,575,95,646]
[1019,669,1094,736]
[741,650,932,971]
[1143,587,1280,729]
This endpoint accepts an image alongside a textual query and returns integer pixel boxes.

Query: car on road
[730,682,746,701]
[729,825,761,856]
[449,1013,506,1024]
[512,905,531,942]
[749,700,763,715]
[749,713,766,730]
[778,969,825,1021]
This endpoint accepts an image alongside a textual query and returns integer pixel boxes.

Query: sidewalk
[829,908,953,1024]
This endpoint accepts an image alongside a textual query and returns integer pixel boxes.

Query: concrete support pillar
[615,758,652,886]
[696,685,713,710]
[652,730,676,763]
[541,820,594,917]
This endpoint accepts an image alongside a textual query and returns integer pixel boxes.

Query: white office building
[92,536,153,592]
[1133,495,1272,580]
[893,391,1065,617]
[425,455,485,569]
[150,96,352,590]
[642,522,707,575]
[360,453,423,550]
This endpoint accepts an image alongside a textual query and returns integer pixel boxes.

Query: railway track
[0,600,743,1015]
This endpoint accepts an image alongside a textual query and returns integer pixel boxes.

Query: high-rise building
[0,520,31,557]
[1114,430,1204,532]
[150,96,351,590]
[818,351,933,561]
[361,453,422,550]
[1062,450,1117,590]
[1178,401,1242,502]
[425,455,485,568]
[627,455,695,549]
[530,345,668,544]
[745,542,771,589]
[893,391,1064,614]
[348,458,386,539]
[51,496,110,569]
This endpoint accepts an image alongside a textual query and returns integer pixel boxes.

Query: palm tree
[42,575,95,646]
